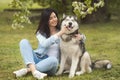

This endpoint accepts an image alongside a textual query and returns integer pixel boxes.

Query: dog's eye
[71,19,75,22]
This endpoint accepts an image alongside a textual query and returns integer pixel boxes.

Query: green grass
[0,0,13,11]
[0,11,120,80]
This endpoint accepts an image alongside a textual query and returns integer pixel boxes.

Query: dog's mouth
[66,26,73,31]
[66,29,79,36]
[66,22,73,31]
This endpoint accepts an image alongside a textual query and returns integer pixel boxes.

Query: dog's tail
[91,59,112,70]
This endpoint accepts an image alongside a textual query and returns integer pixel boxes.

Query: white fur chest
[60,37,80,56]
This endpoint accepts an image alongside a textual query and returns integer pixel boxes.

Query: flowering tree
[72,0,104,20]
[10,0,105,29]
[10,0,33,29]
[10,0,69,29]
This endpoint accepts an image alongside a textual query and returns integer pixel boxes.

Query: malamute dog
[56,14,112,78]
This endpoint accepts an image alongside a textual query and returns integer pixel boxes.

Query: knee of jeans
[19,39,29,47]
[49,57,58,66]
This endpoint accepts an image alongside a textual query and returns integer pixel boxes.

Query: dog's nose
[69,22,72,26]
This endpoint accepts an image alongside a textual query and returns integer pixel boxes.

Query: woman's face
[49,12,58,28]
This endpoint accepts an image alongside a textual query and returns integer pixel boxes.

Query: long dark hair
[35,8,60,38]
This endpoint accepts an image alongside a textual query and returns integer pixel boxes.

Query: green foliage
[9,0,120,29]
[33,0,50,7]
[10,0,33,29]
[10,0,105,29]
[108,0,120,9]
[9,0,73,29]
[33,0,73,14]
[72,0,104,19]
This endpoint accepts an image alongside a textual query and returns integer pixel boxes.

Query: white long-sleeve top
[34,32,60,59]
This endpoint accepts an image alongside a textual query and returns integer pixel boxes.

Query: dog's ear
[74,16,78,20]
[63,13,66,19]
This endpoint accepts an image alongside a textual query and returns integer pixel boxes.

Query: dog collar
[61,29,79,42]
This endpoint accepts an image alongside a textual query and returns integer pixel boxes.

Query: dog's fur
[56,14,112,78]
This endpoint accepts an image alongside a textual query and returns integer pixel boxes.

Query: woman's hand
[55,26,67,37]
[75,34,86,42]
[60,26,68,34]
[74,34,82,41]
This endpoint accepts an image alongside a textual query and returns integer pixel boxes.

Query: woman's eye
[54,16,57,18]
[50,16,57,20]
[49,18,52,20]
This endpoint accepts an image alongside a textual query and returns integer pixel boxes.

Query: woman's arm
[36,26,67,48]
[36,33,59,48]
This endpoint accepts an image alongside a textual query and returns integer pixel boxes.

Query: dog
[56,14,112,78]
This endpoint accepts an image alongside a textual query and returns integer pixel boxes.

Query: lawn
[0,0,13,11]
[0,11,120,80]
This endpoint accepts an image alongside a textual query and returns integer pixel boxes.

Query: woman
[13,8,67,79]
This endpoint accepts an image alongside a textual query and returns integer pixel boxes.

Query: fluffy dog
[56,14,112,78]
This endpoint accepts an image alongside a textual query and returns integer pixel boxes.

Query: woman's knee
[19,39,29,47]
[35,57,58,72]
[48,57,58,66]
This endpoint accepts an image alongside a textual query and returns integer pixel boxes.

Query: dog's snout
[69,22,72,26]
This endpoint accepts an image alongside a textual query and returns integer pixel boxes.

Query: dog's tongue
[69,25,73,29]
[68,25,73,29]
[69,25,71,28]
[66,26,71,31]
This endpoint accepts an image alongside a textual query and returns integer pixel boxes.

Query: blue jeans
[19,39,58,75]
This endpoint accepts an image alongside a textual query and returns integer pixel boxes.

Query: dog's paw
[63,70,70,74]
[55,72,61,76]
[87,68,92,73]
[69,74,74,78]
[76,71,84,76]
[55,73,59,76]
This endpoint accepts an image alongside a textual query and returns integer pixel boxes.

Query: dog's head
[61,14,79,34]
